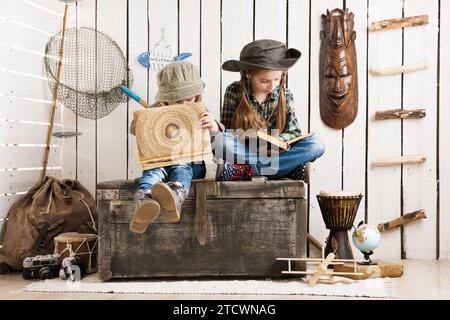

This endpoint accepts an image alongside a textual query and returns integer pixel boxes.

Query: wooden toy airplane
[277,253,366,285]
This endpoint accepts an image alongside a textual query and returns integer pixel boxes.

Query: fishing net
[44,27,133,120]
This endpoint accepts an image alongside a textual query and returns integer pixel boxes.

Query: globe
[352,223,381,253]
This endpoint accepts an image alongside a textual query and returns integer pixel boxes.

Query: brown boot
[129,189,160,233]
[151,182,187,223]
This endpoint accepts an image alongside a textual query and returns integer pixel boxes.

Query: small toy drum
[54,232,98,274]
[316,191,362,260]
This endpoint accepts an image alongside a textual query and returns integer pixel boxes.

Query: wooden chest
[97,179,307,280]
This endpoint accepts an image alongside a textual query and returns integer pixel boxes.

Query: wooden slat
[0,169,61,195]
[0,122,55,144]
[0,96,62,124]
[370,61,429,76]
[96,0,128,186]
[127,0,148,180]
[308,0,344,257]
[344,0,368,240]
[402,0,438,259]
[0,146,59,169]
[221,0,253,101]
[195,181,208,245]
[254,0,286,42]
[200,0,222,179]
[287,0,311,133]
[75,0,96,196]
[59,3,78,181]
[201,0,221,122]
[180,0,200,68]
[370,14,429,32]
[377,209,427,233]
[367,0,403,260]
[0,2,61,77]
[375,108,426,120]
[148,0,178,101]
[372,154,427,166]
[0,68,51,101]
[97,179,306,199]
[440,0,450,260]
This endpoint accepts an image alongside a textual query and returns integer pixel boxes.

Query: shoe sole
[152,183,180,223]
[129,201,160,233]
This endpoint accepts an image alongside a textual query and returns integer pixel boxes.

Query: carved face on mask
[320,8,358,129]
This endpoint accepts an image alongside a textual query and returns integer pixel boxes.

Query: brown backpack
[0,176,97,270]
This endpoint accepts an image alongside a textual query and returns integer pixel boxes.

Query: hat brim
[155,81,205,103]
[222,48,301,72]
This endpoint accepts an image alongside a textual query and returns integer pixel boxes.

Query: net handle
[42,4,68,178]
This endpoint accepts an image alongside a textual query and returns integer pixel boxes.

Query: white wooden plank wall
[0,0,448,260]
[440,0,450,260]
[0,0,64,234]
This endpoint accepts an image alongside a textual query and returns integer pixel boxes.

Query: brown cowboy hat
[222,39,301,72]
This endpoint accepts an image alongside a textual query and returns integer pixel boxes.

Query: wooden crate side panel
[104,199,300,277]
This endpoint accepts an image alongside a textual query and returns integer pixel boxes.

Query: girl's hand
[199,111,219,132]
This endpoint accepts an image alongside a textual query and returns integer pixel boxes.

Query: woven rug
[24,275,399,298]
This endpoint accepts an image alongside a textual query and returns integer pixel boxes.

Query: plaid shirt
[221,81,302,141]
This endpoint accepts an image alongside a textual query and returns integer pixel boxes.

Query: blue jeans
[138,162,206,194]
[211,131,325,178]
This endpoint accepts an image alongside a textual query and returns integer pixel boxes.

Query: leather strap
[195,181,208,246]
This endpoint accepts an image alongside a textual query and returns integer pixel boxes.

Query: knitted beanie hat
[155,61,205,103]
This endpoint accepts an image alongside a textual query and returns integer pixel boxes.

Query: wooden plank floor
[0,260,449,300]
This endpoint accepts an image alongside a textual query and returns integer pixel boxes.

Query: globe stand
[357,250,377,265]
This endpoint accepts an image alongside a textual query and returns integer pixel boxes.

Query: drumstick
[119,85,151,108]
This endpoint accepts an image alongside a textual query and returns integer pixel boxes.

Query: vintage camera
[22,254,60,280]
[59,256,85,281]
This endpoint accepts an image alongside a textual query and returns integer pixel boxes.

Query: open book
[256,130,315,151]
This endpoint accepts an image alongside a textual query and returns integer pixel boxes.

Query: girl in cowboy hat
[213,39,325,180]
[129,61,223,234]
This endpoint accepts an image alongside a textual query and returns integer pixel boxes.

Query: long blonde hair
[231,70,287,132]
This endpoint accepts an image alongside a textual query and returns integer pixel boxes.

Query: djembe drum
[316,191,363,260]
[54,232,98,274]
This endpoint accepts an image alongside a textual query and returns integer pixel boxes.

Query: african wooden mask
[320,8,358,129]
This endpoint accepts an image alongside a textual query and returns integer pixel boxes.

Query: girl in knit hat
[213,39,325,180]
[129,61,223,234]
